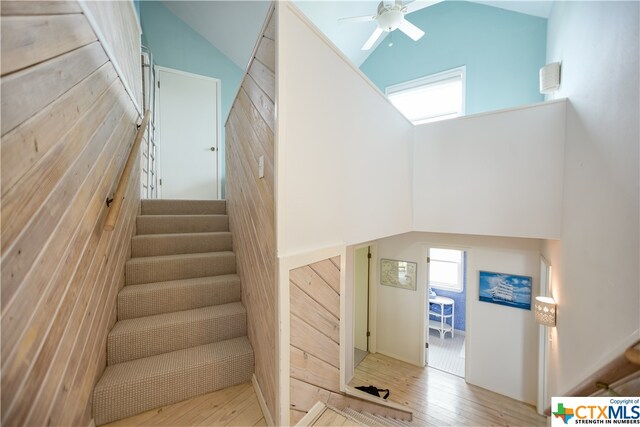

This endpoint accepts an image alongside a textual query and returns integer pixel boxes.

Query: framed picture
[380,259,417,291]
[478,270,532,310]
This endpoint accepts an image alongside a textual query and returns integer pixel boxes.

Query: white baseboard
[252,374,274,426]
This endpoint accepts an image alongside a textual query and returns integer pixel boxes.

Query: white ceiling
[159,0,553,70]
[161,1,271,70]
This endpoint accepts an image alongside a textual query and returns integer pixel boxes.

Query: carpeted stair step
[131,231,233,257]
[136,214,229,235]
[108,302,247,364]
[141,199,227,215]
[117,274,241,320]
[125,251,236,285]
[93,336,254,426]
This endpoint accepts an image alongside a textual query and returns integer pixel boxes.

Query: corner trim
[253,374,275,426]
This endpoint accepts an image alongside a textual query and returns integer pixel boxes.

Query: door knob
[210,147,216,152]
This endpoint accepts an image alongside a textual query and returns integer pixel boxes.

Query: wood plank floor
[102,382,265,426]
[349,353,546,427]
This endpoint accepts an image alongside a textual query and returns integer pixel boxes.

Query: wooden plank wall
[289,257,342,425]
[225,7,277,421]
[0,2,142,426]
[288,257,412,425]
[84,0,143,107]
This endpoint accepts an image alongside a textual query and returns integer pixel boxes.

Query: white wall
[543,1,640,397]
[276,3,414,257]
[375,232,541,404]
[413,100,566,239]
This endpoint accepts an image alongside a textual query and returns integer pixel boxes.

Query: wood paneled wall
[289,257,342,425]
[225,7,277,421]
[288,257,412,425]
[84,0,143,108]
[1,2,142,425]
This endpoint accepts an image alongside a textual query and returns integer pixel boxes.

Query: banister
[104,110,150,231]
[544,339,640,415]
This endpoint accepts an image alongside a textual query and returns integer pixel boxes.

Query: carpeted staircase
[93,200,254,426]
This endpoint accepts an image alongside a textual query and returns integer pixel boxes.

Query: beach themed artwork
[478,271,532,310]
[380,259,417,291]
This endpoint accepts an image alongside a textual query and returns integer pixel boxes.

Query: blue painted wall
[139,1,244,196]
[360,1,547,115]
[429,253,466,331]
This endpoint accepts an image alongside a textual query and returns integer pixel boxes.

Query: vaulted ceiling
[160,0,553,70]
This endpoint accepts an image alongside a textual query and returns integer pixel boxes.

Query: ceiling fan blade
[404,0,443,14]
[338,15,376,24]
[398,19,425,41]
[362,27,384,50]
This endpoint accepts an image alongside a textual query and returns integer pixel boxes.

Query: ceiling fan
[339,0,435,50]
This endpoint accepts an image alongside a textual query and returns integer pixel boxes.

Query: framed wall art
[478,270,532,310]
[380,258,417,291]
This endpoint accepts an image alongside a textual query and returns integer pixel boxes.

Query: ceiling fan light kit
[339,0,428,51]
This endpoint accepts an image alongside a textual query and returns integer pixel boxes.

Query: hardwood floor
[102,382,265,426]
[349,353,546,427]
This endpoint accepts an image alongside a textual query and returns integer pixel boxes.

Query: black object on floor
[355,385,390,399]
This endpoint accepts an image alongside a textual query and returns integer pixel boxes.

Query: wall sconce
[535,296,557,327]
[540,62,561,94]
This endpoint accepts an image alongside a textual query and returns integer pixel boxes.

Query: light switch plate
[258,155,264,179]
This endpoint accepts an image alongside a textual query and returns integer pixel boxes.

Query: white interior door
[157,67,219,200]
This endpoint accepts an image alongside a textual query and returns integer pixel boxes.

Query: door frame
[346,242,378,382]
[422,243,470,375]
[155,65,222,199]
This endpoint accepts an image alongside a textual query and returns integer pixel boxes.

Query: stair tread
[96,336,252,388]
[127,251,234,264]
[119,274,240,295]
[110,302,245,335]
[137,214,228,218]
[117,275,241,320]
[141,199,227,215]
[132,231,232,240]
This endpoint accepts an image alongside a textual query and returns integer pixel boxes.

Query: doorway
[354,246,372,368]
[156,66,220,200]
[426,247,467,377]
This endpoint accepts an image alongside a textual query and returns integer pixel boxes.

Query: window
[428,248,464,292]
[386,66,466,125]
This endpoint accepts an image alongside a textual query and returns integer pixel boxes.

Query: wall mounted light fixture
[535,296,557,327]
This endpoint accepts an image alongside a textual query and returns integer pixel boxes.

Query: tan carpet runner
[93,200,254,425]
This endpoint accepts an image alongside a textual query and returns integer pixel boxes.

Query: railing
[104,110,150,231]
[545,339,640,415]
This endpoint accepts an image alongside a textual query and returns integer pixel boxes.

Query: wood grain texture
[254,36,275,74]
[289,258,342,423]
[0,4,142,426]
[1,41,108,136]
[84,0,143,108]
[1,1,81,15]
[101,382,266,427]
[1,14,96,76]
[1,62,118,197]
[248,58,275,103]
[351,353,546,426]
[225,5,276,421]
[289,258,412,424]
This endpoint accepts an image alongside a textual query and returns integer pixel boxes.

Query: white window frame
[385,66,466,125]
[428,247,465,292]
